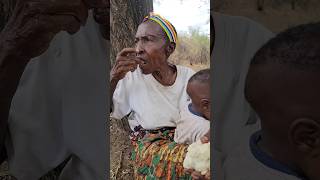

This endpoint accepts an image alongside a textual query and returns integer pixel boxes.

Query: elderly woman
[111,13,195,179]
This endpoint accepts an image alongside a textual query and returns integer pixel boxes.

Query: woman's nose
[135,41,144,55]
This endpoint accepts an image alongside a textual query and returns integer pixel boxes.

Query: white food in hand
[183,140,210,175]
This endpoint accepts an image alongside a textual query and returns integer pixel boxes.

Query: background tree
[109,1,153,179]
[110,0,153,65]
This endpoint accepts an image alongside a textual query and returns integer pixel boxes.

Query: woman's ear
[166,42,176,57]
[289,118,320,154]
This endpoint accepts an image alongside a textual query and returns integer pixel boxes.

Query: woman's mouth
[136,57,147,65]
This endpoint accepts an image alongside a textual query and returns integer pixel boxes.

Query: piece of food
[183,140,210,175]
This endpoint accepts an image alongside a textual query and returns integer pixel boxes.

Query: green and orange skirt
[130,126,192,180]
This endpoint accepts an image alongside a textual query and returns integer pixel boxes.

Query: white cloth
[211,13,274,159]
[112,65,195,130]
[6,13,108,180]
[211,13,274,179]
[174,104,210,144]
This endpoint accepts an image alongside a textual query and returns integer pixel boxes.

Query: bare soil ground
[110,118,134,180]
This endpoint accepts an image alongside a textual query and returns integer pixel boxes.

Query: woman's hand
[110,48,142,82]
[110,48,143,109]
[1,0,89,60]
[200,130,210,144]
[184,130,211,179]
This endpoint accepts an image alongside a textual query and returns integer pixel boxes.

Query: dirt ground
[110,118,135,180]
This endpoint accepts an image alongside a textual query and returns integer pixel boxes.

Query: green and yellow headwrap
[143,12,178,44]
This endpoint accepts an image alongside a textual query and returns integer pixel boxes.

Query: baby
[174,68,210,145]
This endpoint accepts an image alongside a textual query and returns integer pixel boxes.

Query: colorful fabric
[130,127,192,180]
[143,12,178,44]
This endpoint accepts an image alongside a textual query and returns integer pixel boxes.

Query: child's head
[187,69,210,120]
[245,22,320,178]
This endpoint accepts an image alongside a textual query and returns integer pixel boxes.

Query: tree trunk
[110,0,153,66]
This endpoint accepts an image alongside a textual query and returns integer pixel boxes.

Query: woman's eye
[142,38,148,42]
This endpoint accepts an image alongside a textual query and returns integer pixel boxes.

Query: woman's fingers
[115,59,137,74]
[112,62,137,79]
[205,171,210,179]
[116,58,137,67]
[111,48,139,81]
[184,168,194,174]
[191,171,203,179]
[115,66,135,75]
[116,48,136,58]
[1,0,90,59]
[185,169,209,180]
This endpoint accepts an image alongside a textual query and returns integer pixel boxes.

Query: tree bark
[110,0,153,66]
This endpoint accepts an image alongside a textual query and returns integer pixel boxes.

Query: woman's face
[135,21,169,74]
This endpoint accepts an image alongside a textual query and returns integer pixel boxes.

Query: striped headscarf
[143,12,178,44]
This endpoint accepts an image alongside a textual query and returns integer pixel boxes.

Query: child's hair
[188,69,210,84]
[245,22,320,117]
[248,22,320,71]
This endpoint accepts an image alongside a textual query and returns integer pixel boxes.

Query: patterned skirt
[130,126,192,180]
